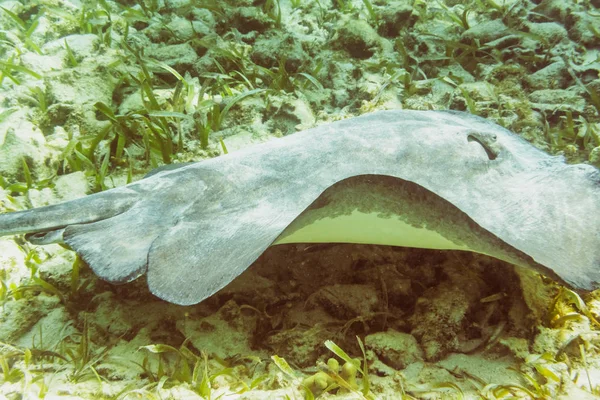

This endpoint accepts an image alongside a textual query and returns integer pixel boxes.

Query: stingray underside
[274,175,563,282]
[60,174,564,305]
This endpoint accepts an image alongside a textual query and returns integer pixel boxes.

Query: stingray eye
[467,133,498,161]
[26,230,64,245]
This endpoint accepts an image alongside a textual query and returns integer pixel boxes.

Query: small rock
[461,20,509,44]
[251,32,307,71]
[499,337,530,360]
[366,329,424,370]
[20,52,64,74]
[166,15,198,41]
[267,325,332,367]
[231,7,272,34]
[151,43,199,72]
[0,119,55,180]
[178,300,261,359]
[563,144,578,157]
[526,22,568,44]
[377,1,415,38]
[46,68,114,106]
[0,239,29,285]
[309,284,379,319]
[557,386,600,400]
[15,307,71,349]
[532,0,575,22]
[0,1,23,15]
[526,60,569,90]
[191,8,216,30]
[528,89,586,113]
[569,12,600,46]
[410,276,484,361]
[589,146,600,165]
[28,171,91,209]
[144,16,195,42]
[60,34,100,59]
[0,295,60,343]
[458,82,497,102]
[54,171,91,201]
[334,18,380,59]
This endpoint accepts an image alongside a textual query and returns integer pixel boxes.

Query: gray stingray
[0,110,599,305]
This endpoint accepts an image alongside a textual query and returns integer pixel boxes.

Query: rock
[37,246,78,291]
[0,1,23,15]
[532,0,576,22]
[251,32,308,71]
[410,276,484,361]
[366,330,424,370]
[191,8,217,30]
[0,295,60,344]
[19,52,64,74]
[569,12,600,46]
[526,60,569,90]
[231,7,273,34]
[526,22,568,44]
[14,307,71,349]
[0,113,56,180]
[178,300,261,359]
[28,171,90,209]
[191,19,212,37]
[498,337,530,360]
[164,0,192,10]
[54,171,91,201]
[377,1,415,38]
[46,67,114,106]
[0,239,29,285]
[333,18,381,59]
[461,20,509,44]
[589,146,600,165]
[43,34,100,60]
[308,284,380,319]
[265,95,315,135]
[150,43,199,72]
[528,89,586,113]
[532,326,564,355]
[144,15,198,42]
[557,386,600,400]
[511,265,555,325]
[330,61,356,106]
[457,82,497,102]
[165,15,198,41]
[266,325,332,367]
[118,88,172,115]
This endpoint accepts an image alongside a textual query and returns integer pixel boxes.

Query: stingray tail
[0,188,139,237]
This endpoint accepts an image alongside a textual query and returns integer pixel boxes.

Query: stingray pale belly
[276,176,473,251]
[276,210,468,250]
[274,175,552,279]
[0,110,598,305]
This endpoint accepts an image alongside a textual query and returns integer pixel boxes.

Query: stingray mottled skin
[0,110,599,305]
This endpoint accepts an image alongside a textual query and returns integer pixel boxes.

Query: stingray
[0,110,599,305]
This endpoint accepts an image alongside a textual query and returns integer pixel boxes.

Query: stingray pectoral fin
[0,188,140,236]
[63,206,164,283]
[147,216,279,306]
[143,162,195,178]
